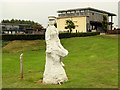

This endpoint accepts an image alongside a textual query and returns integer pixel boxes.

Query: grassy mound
[3,40,45,53]
[2,35,118,88]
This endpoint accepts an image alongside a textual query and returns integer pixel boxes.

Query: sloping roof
[57,7,116,16]
[1,23,31,26]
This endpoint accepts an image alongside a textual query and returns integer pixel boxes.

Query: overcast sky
[0,0,119,28]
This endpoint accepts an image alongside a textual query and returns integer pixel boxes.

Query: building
[57,7,116,33]
[1,23,45,34]
[1,23,30,34]
[1,23,20,34]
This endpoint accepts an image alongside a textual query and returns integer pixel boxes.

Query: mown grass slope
[2,35,118,88]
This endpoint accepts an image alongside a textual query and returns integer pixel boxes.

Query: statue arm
[56,29,67,51]
[58,40,65,50]
[57,39,69,56]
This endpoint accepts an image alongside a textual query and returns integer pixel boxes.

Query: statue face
[48,19,56,25]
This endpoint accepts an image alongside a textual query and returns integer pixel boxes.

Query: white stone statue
[43,16,68,84]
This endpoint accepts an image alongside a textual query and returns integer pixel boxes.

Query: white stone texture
[43,17,68,84]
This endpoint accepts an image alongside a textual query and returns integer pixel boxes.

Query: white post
[20,53,23,79]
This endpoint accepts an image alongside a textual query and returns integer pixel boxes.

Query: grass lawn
[2,35,118,88]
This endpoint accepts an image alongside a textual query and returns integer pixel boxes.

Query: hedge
[2,32,100,41]
[2,34,44,41]
[106,30,120,34]
[59,32,100,39]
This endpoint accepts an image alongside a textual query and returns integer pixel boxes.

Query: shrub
[106,30,120,34]
[59,32,100,39]
[2,32,100,41]
[2,34,45,41]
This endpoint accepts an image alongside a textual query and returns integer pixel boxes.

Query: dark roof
[1,23,31,26]
[57,7,116,16]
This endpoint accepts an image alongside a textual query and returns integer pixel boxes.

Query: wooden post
[20,53,23,79]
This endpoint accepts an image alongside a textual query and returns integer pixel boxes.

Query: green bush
[2,34,45,41]
[2,32,100,40]
[59,32,100,39]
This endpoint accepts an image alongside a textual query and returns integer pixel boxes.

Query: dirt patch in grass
[3,40,45,53]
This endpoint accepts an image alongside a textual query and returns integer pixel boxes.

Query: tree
[102,15,108,33]
[1,19,10,23]
[32,23,44,31]
[1,19,44,32]
[11,19,15,23]
[65,20,75,33]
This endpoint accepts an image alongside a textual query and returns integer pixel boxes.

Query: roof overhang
[57,7,116,16]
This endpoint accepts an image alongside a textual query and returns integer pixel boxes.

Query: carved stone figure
[43,16,68,84]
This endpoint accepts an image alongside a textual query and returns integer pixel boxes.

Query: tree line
[1,19,44,31]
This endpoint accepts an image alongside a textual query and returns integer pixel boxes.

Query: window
[76,10,79,13]
[80,10,84,12]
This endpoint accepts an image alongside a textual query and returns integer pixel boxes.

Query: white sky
[0,0,119,28]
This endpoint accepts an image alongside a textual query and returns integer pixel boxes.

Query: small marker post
[20,53,23,79]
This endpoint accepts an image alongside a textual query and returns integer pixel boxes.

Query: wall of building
[57,16,87,33]
[88,10,108,23]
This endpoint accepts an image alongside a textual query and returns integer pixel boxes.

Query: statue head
[48,16,56,26]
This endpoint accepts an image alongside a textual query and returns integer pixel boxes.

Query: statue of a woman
[43,16,68,84]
